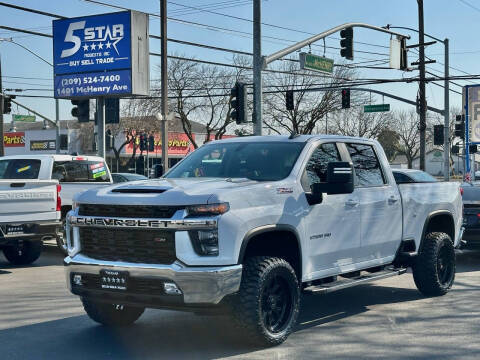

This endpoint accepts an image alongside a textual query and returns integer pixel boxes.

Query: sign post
[463,85,480,177]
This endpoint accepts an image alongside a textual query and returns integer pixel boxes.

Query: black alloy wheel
[261,275,294,334]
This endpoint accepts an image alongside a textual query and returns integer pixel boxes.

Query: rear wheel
[231,256,300,346]
[81,297,145,326]
[2,240,42,265]
[412,232,455,296]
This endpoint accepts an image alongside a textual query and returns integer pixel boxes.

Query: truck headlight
[186,203,229,217]
[189,229,219,256]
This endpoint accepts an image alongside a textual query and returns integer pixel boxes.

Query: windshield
[0,159,41,179]
[166,141,305,181]
[52,160,110,183]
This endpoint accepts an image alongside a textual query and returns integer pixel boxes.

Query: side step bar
[303,267,407,295]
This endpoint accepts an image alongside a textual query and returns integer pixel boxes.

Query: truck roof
[209,134,377,145]
[0,154,106,162]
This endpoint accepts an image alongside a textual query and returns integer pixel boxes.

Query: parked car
[392,169,438,184]
[0,157,61,264]
[65,135,463,346]
[0,155,112,254]
[460,182,480,247]
[112,173,148,183]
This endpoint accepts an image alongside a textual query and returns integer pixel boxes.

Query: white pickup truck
[64,135,463,346]
[0,154,112,253]
[0,157,61,264]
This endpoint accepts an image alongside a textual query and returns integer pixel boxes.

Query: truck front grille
[78,204,183,219]
[79,228,176,264]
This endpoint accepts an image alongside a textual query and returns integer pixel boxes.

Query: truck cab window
[302,143,341,192]
[346,143,386,187]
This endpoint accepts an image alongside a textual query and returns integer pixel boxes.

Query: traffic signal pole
[418,0,427,171]
[444,38,450,180]
[253,0,262,135]
[160,0,169,172]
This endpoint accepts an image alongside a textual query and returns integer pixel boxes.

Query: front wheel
[2,240,42,265]
[412,232,455,296]
[232,256,300,346]
[81,297,145,326]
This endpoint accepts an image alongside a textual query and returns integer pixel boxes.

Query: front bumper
[64,254,242,306]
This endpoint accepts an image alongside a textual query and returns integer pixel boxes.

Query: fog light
[189,229,219,256]
[73,274,82,286]
[164,282,182,295]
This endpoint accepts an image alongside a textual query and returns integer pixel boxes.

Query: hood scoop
[111,188,167,194]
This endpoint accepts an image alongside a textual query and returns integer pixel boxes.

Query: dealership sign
[4,132,26,147]
[30,140,56,151]
[53,11,149,98]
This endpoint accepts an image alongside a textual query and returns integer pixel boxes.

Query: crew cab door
[345,142,402,264]
[302,142,362,278]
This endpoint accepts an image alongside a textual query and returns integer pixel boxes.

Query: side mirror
[312,162,354,195]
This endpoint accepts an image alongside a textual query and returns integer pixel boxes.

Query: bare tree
[392,110,420,168]
[329,106,392,139]
[262,61,357,135]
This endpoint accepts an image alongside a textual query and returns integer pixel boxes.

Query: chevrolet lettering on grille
[69,216,217,230]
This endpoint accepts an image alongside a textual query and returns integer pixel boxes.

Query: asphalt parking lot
[1,245,480,360]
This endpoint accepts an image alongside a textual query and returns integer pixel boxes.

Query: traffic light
[105,98,120,124]
[340,27,353,60]
[400,37,408,71]
[455,114,465,139]
[3,95,16,114]
[286,90,294,110]
[470,144,478,154]
[230,82,247,124]
[139,133,147,151]
[105,129,113,150]
[71,99,89,123]
[433,125,444,146]
[341,89,350,109]
[148,135,155,152]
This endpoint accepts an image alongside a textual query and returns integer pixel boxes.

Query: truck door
[302,142,362,278]
[345,143,402,264]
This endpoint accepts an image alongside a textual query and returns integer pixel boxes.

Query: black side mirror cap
[312,162,354,195]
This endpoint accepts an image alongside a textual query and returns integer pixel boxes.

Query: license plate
[100,270,129,291]
[5,224,25,235]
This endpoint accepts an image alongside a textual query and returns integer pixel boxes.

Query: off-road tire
[81,297,145,326]
[232,256,300,346]
[412,232,455,296]
[2,240,42,265]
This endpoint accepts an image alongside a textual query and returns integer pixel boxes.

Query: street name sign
[53,11,149,98]
[299,53,334,74]
[364,104,390,113]
[12,115,35,122]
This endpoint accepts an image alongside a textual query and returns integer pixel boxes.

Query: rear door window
[52,160,110,183]
[0,159,41,179]
[346,143,386,187]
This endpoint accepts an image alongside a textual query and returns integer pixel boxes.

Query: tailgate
[0,180,59,223]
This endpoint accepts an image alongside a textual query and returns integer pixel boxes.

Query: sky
[0,0,478,126]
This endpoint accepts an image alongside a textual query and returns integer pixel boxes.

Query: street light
[0,37,61,154]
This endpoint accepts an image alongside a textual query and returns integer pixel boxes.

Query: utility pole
[160,0,169,172]
[444,38,450,181]
[0,56,3,157]
[253,0,262,135]
[418,0,427,171]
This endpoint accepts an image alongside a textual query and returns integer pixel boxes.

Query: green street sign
[299,52,334,74]
[364,104,390,113]
[12,114,36,122]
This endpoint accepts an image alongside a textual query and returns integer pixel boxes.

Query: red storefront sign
[125,132,195,156]
[4,132,26,147]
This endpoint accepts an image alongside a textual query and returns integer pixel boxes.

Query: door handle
[388,196,398,204]
[345,199,359,207]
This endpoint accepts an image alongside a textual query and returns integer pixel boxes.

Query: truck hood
[74,177,272,207]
